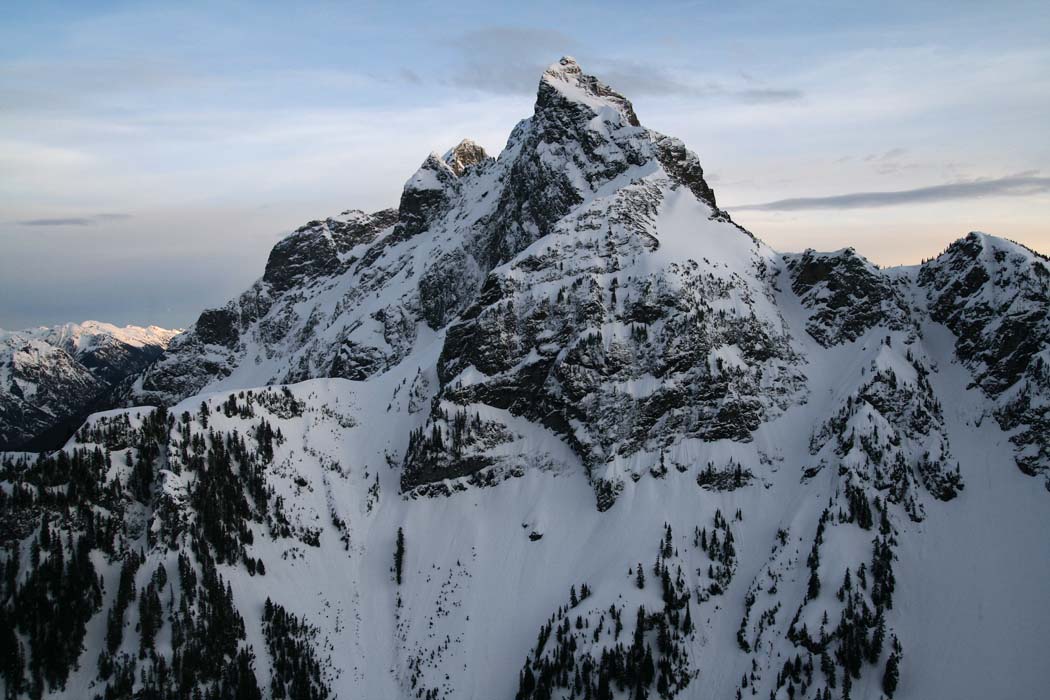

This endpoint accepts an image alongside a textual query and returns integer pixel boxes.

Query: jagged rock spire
[443,139,490,176]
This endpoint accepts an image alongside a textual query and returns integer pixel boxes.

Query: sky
[1,0,1048,329]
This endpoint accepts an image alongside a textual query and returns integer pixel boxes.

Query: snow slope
[2,58,1048,700]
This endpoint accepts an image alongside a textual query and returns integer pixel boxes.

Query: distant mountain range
[0,321,179,450]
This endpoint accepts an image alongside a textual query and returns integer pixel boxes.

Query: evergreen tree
[394,527,405,585]
[882,638,901,697]
[807,569,821,600]
[869,610,886,663]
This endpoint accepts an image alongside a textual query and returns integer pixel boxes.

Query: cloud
[0,58,198,113]
[590,62,701,97]
[588,62,804,102]
[399,67,422,85]
[446,27,577,94]
[442,27,803,102]
[733,174,1050,211]
[18,217,95,226]
[859,147,913,174]
[865,147,908,162]
[735,87,804,103]
[17,213,131,226]
[730,67,804,103]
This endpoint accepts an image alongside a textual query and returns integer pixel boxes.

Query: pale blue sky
[2,0,1048,328]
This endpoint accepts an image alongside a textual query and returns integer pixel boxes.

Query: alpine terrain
[2,58,1048,700]
[0,322,180,451]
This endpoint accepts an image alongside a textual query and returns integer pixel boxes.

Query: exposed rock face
[3,58,1050,700]
[130,60,1050,499]
[652,134,722,213]
[135,55,729,402]
[263,209,398,293]
[406,182,804,503]
[136,207,406,403]
[920,232,1049,391]
[442,139,490,176]
[0,322,178,449]
[539,56,642,128]
[194,309,240,348]
[0,338,102,449]
[784,248,912,346]
[394,155,458,241]
[918,232,1050,478]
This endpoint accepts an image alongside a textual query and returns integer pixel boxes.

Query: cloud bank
[733,174,1050,211]
[17,213,131,227]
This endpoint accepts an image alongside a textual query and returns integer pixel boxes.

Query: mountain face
[917,234,1050,477]
[0,322,179,450]
[3,58,1049,700]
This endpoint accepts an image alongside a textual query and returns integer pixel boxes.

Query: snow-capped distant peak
[0,319,180,449]
[1,320,181,352]
[47,320,182,351]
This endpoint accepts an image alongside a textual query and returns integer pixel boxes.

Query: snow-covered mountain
[2,58,1048,700]
[0,321,180,450]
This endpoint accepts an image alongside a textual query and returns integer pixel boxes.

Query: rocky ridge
[2,58,1048,700]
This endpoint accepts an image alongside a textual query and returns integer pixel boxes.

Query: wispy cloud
[443,27,803,102]
[735,87,805,103]
[864,147,908,162]
[447,27,576,94]
[595,62,803,102]
[732,174,1050,211]
[17,213,131,226]
[855,147,915,175]
[399,67,422,85]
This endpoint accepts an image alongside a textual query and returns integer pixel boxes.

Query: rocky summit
[2,58,1048,700]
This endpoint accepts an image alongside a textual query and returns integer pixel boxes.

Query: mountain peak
[404,153,457,192]
[7,52,1050,700]
[543,55,582,77]
[537,56,641,127]
[442,139,490,176]
[935,230,1050,269]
